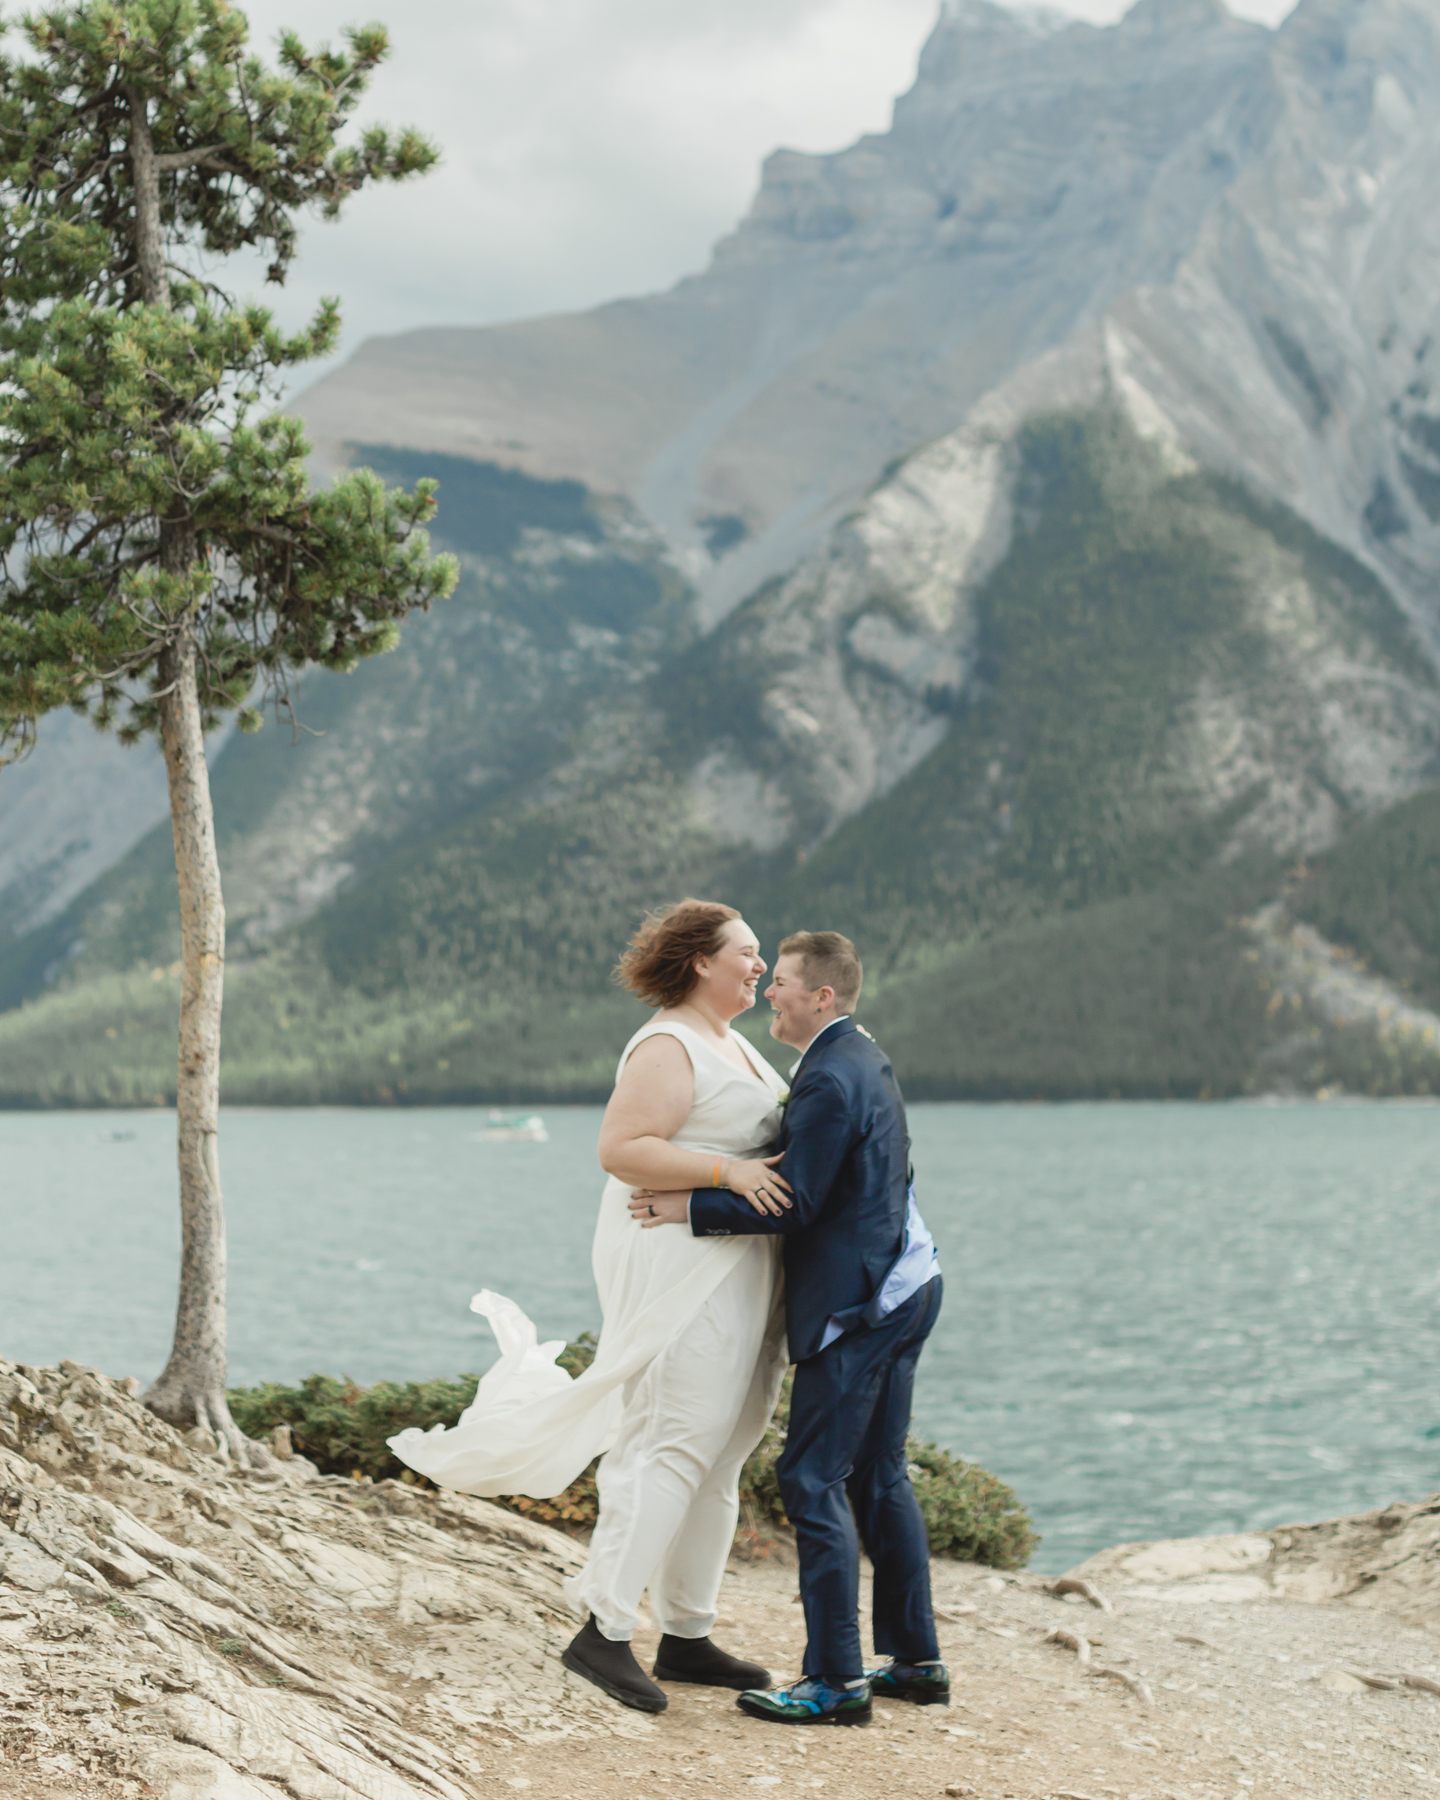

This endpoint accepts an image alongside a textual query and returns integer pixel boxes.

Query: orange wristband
[712,1161,723,1188]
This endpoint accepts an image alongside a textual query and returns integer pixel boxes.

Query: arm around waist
[690,1067,854,1236]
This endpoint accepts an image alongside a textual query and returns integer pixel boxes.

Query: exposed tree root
[142,1376,268,1471]
[1091,1665,1154,1704]
[1044,1626,1092,1665]
[1047,1575,1113,1612]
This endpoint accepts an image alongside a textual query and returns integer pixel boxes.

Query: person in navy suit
[630,930,946,1726]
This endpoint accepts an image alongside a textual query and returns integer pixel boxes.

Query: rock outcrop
[0,1360,646,1800]
[1072,1490,1440,1628]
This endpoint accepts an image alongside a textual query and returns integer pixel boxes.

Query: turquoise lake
[2,1100,1436,1571]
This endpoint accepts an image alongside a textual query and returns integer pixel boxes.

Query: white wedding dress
[388,1019,790,1640]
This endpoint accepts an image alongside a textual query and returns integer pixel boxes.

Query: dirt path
[490,1553,1440,1800]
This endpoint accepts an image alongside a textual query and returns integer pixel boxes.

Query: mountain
[300,0,1281,622]
[4,0,1440,1105]
[296,0,1440,639]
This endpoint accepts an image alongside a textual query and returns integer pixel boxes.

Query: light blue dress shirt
[817,1182,940,1351]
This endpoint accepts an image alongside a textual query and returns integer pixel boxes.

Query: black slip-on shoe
[653,1633,771,1690]
[561,1616,668,1713]
[867,1658,951,1705]
[736,1676,872,1726]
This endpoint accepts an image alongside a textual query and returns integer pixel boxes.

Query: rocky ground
[4,1358,1439,1800]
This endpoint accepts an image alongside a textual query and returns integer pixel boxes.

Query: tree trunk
[128,87,259,1465]
[128,86,255,1464]
[142,626,251,1462]
[126,86,170,310]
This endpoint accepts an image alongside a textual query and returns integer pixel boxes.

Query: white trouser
[574,1253,785,1642]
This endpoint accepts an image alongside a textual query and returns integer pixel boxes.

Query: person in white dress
[388,898,795,1713]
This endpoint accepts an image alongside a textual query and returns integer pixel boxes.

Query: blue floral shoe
[867,1658,950,1705]
[736,1675,872,1726]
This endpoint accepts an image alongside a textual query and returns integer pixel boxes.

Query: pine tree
[0,0,458,1461]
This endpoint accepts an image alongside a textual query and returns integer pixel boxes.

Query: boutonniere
[776,1085,790,1106]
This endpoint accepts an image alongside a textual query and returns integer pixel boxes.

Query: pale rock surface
[1247,896,1440,1053]
[0,713,171,936]
[1071,1490,1440,1629]
[0,1359,647,1800]
[297,0,1277,620]
[675,311,1440,854]
[9,1357,1440,1797]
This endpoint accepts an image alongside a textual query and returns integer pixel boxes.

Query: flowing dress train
[387,1020,789,1511]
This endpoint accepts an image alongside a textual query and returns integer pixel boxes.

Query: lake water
[1,1100,1436,1572]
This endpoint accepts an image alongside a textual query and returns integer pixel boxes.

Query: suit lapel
[782,1017,857,1152]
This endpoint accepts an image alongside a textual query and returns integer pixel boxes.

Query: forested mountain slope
[4,0,1440,1102]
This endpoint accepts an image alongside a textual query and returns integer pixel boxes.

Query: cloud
[236,0,937,360]
[229,0,1297,380]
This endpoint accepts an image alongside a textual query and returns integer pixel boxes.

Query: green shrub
[228,1372,479,1479]
[229,1350,1036,1568]
[228,1336,602,1532]
[905,1440,1037,1568]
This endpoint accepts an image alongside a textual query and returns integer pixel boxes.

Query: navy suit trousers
[777,1275,943,1683]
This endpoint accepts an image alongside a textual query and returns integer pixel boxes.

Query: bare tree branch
[153,144,228,171]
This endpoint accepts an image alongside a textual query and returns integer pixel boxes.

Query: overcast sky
[229,0,1297,385]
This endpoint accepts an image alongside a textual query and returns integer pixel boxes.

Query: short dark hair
[777,930,862,1011]
[615,899,742,1010]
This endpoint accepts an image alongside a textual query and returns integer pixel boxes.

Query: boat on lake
[479,1111,548,1143]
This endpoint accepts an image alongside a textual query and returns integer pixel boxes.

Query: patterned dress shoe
[866,1658,951,1705]
[653,1634,771,1690]
[736,1675,872,1726]
[561,1616,668,1713]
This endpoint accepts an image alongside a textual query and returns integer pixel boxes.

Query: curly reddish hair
[615,899,742,1010]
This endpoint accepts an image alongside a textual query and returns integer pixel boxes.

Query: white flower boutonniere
[776,1085,790,1106]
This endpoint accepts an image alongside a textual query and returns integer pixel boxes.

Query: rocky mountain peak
[1118,0,1241,38]
[715,0,1271,278]
[295,0,1288,606]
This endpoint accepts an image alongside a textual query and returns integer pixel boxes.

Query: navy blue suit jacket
[688,1017,912,1361]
